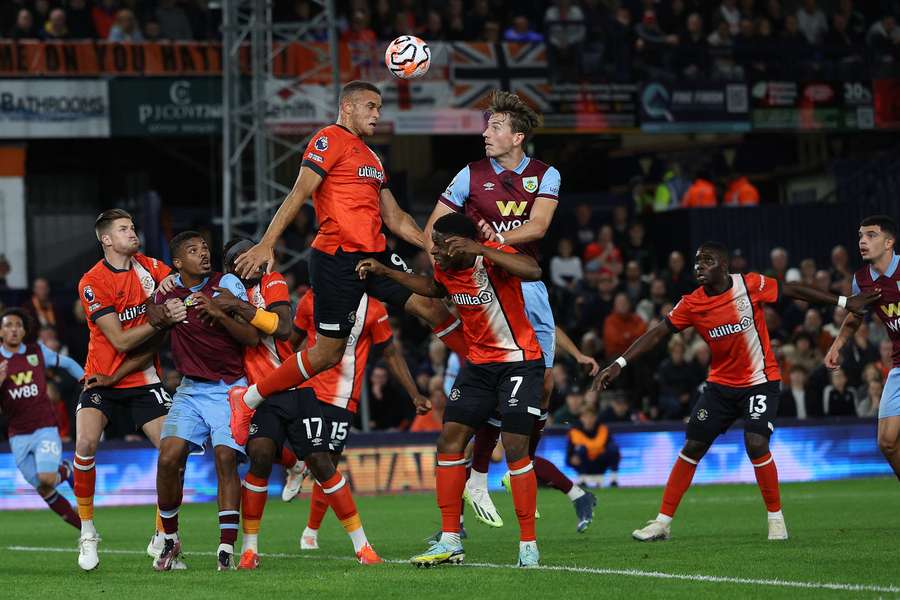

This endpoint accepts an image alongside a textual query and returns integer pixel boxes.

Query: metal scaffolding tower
[220,0,340,269]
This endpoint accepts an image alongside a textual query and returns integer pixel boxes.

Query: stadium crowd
[0,200,886,444]
[2,1,899,79]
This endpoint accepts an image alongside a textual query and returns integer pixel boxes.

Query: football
[384,35,431,79]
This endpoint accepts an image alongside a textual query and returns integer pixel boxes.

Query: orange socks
[436,453,468,533]
[73,454,96,523]
[752,452,782,513]
[258,350,317,398]
[659,453,698,519]
[307,482,329,530]
[320,472,368,552]
[507,457,537,542]
[241,473,269,536]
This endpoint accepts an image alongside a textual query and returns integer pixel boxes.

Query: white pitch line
[7,545,898,594]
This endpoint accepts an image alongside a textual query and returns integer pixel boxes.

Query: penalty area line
[6,545,898,594]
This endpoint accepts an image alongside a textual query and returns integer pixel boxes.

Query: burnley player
[228,81,468,445]
[825,215,900,480]
[358,213,544,568]
[290,289,430,552]
[153,232,260,571]
[1,308,82,530]
[594,242,879,542]
[423,90,596,531]
[216,240,385,568]
[75,209,185,571]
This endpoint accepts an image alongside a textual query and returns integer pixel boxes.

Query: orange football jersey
[243,272,294,385]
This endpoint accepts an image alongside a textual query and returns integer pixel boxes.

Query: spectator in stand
[800,307,832,353]
[464,0,492,40]
[342,9,376,44]
[40,8,69,40]
[752,16,780,71]
[550,238,584,290]
[841,321,879,386]
[504,15,543,43]
[368,365,415,431]
[766,247,789,281]
[9,8,36,39]
[622,221,655,274]
[778,365,811,419]
[788,331,822,374]
[634,9,679,75]
[584,225,623,277]
[876,338,893,381]
[823,367,857,416]
[682,171,717,207]
[662,250,695,301]
[108,9,143,42]
[857,380,882,418]
[25,278,60,335]
[66,0,95,39]
[781,14,813,76]
[799,257,817,285]
[611,205,629,248]
[410,375,444,432]
[144,19,162,41]
[724,173,760,206]
[830,244,853,293]
[32,0,51,30]
[636,278,669,323]
[796,0,828,46]
[422,10,445,41]
[573,269,617,337]
[553,389,585,425]
[676,12,710,78]
[545,0,587,81]
[719,0,741,35]
[480,20,501,43]
[156,0,194,40]
[92,0,118,39]
[371,0,393,40]
[603,292,647,360]
[822,306,847,349]
[656,334,702,419]
[824,13,864,74]
[605,6,635,80]
[730,247,749,274]
[764,0,785,33]
[660,0,688,38]
[443,0,466,41]
[620,260,648,306]
[836,0,866,43]
[566,406,620,488]
[598,392,633,423]
[570,203,597,253]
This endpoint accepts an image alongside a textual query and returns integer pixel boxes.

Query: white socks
[242,533,258,553]
[439,532,461,548]
[768,510,784,520]
[656,513,673,525]
[468,469,488,489]
[244,385,264,409]
[567,485,586,501]
[348,527,368,553]
[81,519,97,537]
[303,526,318,539]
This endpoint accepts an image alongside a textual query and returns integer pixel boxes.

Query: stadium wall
[0,418,890,510]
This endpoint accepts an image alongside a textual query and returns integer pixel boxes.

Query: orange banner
[340,444,437,495]
[0,40,365,79]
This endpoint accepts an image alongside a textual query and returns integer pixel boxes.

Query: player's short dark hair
[487,90,543,141]
[860,215,897,240]
[434,213,478,240]
[94,208,133,241]
[0,307,31,335]
[339,80,381,104]
[169,230,204,261]
[698,241,729,261]
[223,237,253,269]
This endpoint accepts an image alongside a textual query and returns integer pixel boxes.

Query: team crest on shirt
[141,276,155,293]
[522,176,538,193]
[473,268,488,287]
[736,297,750,312]
[26,354,39,367]
[315,136,329,151]
[83,286,95,302]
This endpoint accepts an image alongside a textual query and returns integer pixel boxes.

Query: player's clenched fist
[356,258,387,279]
[413,393,432,415]
[591,362,622,391]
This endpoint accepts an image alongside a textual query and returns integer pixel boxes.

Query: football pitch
[4,477,898,599]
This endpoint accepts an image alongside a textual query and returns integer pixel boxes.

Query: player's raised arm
[213,287,293,342]
[781,282,881,315]
[424,202,456,254]
[555,326,600,376]
[380,188,425,249]
[356,258,447,298]
[234,166,323,278]
[592,321,672,391]
[445,237,542,281]
[824,311,864,370]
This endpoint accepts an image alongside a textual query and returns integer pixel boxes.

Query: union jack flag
[451,42,550,111]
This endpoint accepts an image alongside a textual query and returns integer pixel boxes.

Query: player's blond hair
[488,90,542,141]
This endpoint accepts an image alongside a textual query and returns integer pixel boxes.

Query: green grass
[4,477,899,599]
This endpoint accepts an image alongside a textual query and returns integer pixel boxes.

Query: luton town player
[825,215,900,480]
[152,232,261,571]
[357,213,545,568]
[228,81,468,443]
[0,308,82,530]
[424,90,597,532]
[290,289,431,552]
[75,209,185,571]
[215,240,386,567]
[593,241,879,542]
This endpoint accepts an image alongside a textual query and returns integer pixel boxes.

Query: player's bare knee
[305,453,336,483]
[682,440,710,461]
[157,451,182,476]
[75,436,98,458]
[437,427,469,454]
[878,434,898,456]
[247,442,275,479]
[743,433,770,460]
[214,446,238,474]
[500,432,529,463]
[36,472,57,492]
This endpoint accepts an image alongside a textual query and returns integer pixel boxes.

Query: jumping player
[825,215,900,480]
[594,241,878,542]
[75,209,184,571]
[228,80,467,445]
[152,232,260,571]
[215,240,384,568]
[1,308,82,530]
[290,289,430,551]
[357,213,545,568]
[423,90,596,532]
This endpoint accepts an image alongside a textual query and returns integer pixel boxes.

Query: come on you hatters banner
[0,79,109,138]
